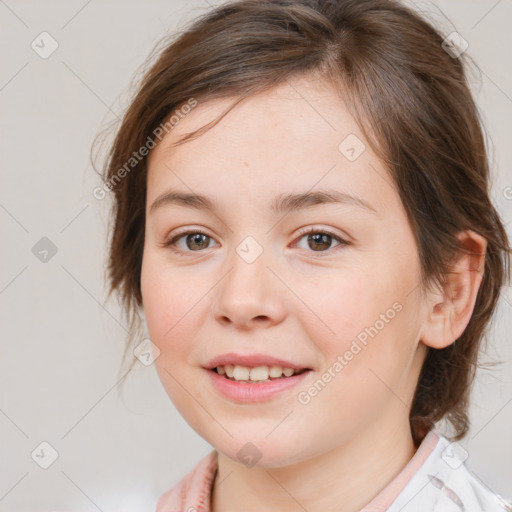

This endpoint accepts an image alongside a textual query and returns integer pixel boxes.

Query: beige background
[1,0,510,510]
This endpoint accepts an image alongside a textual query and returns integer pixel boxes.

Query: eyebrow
[149,188,378,216]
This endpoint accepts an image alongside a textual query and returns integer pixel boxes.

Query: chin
[212,433,308,469]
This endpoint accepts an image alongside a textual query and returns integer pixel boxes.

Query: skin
[140,74,486,512]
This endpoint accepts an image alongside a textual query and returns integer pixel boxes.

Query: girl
[95,0,511,510]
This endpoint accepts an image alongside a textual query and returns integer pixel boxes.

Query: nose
[211,244,286,330]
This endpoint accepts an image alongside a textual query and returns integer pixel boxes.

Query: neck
[211,419,417,512]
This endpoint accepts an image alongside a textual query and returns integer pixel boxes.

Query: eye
[161,226,349,256]
[163,229,216,255]
[293,227,349,254]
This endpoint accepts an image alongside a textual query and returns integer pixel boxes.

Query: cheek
[141,258,208,418]
[299,257,422,379]
[297,269,401,352]
[141,255,201,359]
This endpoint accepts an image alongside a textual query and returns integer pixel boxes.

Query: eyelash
[162,226,349,257]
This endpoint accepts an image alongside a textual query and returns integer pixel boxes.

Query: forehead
[149,77,349,164]
[146,76,395,215]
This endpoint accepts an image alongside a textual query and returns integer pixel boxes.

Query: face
[141,74,429,468]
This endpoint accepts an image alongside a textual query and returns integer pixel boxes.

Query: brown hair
[93,0,510,444]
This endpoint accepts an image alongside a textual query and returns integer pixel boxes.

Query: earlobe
[420,231,487,350]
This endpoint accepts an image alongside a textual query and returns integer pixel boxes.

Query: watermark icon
[134,337,160,366]
[236,236,264,264]
[31,441,59,469]
[338,133,366,162]
[93,97,197,200]
[441,441,469,469]
[503,186,512,200]
[441,31,468,59]
[236,442,262,468]
[31,31,59,59]
[32,237,58,263]
[297,301,403,405]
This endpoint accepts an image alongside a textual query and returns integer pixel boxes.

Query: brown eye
[164,230,215,253]
[184,233,211,250]
[163,227,348,257]
[307,233,334,251]
[294,227,348,254]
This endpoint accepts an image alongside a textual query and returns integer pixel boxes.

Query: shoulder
[389,431,512,512]
[156,450,218,512]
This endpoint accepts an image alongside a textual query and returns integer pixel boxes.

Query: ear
[420,230,487,350]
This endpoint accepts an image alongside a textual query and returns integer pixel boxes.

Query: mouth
[205,363,313,403]
[211,364,310,383]
[203,353,313,401]
[211,364,309,384]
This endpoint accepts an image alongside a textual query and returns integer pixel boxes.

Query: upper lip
[203,353,311,371]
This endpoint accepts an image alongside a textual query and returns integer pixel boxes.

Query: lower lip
[206,369,312,403]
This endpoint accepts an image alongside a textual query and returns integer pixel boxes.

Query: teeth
[214,364,303,382]
[250,366,269,381]
[269,365,283,378]
[233,366,250,381]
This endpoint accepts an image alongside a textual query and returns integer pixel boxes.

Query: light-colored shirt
[156,429,511,511]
